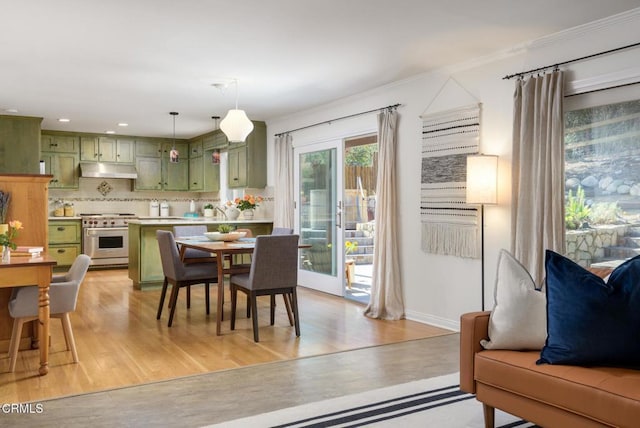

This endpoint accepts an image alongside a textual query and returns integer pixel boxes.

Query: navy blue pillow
[539,250,640,368]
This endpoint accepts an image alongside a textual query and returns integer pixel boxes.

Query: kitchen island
[127,218,273,290]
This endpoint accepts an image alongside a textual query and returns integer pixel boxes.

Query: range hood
[80,162,138,179]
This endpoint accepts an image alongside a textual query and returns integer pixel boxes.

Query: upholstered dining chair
[271,227,294,235]
[156,230,218,327]
[7,254,91,372]
[230,234,301,342]
[173,225,216,262]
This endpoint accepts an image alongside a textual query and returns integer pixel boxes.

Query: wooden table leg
[216,252,225,336]
[37,274,50,375]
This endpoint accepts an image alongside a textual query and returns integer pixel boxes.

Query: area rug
[206,373,535,428]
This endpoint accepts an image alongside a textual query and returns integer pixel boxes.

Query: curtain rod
[502,41,640,80]
[274,103,400,137]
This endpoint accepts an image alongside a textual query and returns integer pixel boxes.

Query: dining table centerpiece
[0,220,23,263]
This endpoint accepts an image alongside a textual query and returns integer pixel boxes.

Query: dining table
[174,236,310,336]
[0,254,57,375]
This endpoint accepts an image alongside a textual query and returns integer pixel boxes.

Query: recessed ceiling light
[58,118,70,123]
[5,108,18,113]
[117,122,128,127]
[105,130,116,134]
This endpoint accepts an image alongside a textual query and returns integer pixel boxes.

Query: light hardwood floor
[0,268,452,403]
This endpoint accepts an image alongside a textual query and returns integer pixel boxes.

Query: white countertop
[49,216,82,220]
[129,217,273,225]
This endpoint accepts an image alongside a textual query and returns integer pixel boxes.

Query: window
[564,85,640,267]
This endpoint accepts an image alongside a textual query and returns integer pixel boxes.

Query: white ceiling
[1,0,639,138]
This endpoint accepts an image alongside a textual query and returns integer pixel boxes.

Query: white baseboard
[405,310,460,332]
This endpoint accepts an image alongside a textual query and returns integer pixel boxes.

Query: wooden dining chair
[7,254,91,372]
[230,234,301,342]
[156,230,218,327]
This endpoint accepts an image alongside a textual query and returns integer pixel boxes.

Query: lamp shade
[220,109,254,143]
[466,154,498,204]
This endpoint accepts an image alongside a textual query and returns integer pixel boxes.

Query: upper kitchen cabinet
[202,130,228,150]
[41,131,79,189]
[227,121,266,188]
[41,133,79,153]
[161,142,189,190]
[0,115,42,174]
[41,151,79,189]
[80,136,134,163]
[134,140,189,191]
[135,139,162,157]
[189,138,204,158]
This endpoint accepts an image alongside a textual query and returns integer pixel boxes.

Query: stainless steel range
[81,213,136,266]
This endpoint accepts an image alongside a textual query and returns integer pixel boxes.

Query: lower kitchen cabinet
[48,219,81,268]
[128,221,272,290]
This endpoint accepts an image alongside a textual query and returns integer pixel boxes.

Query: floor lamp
[466,154,498,311]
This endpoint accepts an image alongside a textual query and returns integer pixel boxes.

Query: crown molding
[443,7,640,75]
[567,66,640,96]
[527,7,640,50]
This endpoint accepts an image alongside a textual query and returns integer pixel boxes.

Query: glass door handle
[336,211,342,229]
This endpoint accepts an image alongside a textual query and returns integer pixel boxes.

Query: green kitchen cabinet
[41,133,79,153]
[0,115,42,174]
[202,130,228,150]
[161,142,189,190]
[128,221,273,290]
[134,142,188,191]
[227,120,266,189]
[189,151,221,192]
[48,219,81,268]
[189,155,204,191]
[41,152,79,189]
[203,154,221,192]
[135,139,162,157]
[227,145,247,188]
[134,156,162,190]
[189,138,204,158]
[81,136,134,163]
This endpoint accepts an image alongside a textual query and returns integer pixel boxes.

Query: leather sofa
[460,311,640,428]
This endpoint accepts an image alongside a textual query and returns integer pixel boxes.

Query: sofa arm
[460,311,490,394]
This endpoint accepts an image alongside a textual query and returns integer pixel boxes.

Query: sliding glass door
[295,140,344,296]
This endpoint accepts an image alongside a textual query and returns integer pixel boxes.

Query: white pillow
[480,249,547,350]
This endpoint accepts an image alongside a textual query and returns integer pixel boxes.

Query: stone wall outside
[566,224,629,267]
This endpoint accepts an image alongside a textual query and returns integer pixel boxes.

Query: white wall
[267,10,640,330]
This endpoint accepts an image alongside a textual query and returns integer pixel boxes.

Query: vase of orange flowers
[231,194,263,220]
[0,220,23,263]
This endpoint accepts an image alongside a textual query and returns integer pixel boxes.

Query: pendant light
[169,111,179,163]
[219,79,254,143]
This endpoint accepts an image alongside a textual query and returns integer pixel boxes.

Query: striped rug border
[271,383,535,428]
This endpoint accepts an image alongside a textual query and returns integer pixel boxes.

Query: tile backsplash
[49,178,274,220]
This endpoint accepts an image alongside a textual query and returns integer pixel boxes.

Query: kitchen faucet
[214,206,227,220]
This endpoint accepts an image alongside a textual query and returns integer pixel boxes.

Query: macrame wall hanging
[420,103,481,258]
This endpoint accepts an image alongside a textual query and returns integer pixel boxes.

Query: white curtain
[511,71,565,285]
[274,134,294,229]
[364,108,405,320]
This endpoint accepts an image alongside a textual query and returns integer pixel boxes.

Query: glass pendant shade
[220,109,254,143]
[169,111,179,163]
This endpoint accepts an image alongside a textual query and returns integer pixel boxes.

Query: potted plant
[217,224,234,234]
[203,203,214,218]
